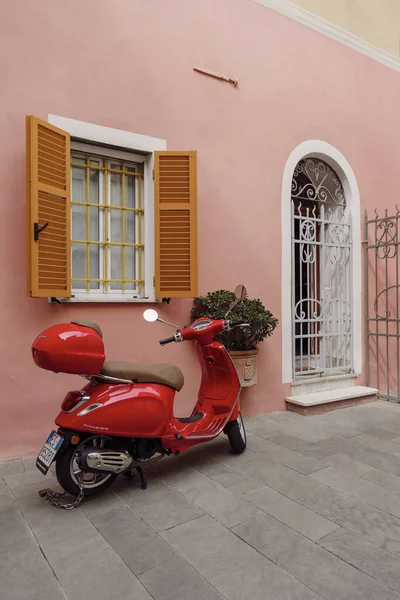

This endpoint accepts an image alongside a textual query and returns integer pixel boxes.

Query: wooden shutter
[154,151,198,298]
[26,116,71,297]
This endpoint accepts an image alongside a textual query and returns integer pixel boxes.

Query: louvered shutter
[26,116,71,297]
[154,151,198,298]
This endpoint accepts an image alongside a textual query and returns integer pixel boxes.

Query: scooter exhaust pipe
[78,448,135,474]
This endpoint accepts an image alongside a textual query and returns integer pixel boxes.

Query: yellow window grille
[71,152,144,294]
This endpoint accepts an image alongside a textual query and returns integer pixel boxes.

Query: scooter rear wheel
[56,436,117,497]
[225,413,247,454]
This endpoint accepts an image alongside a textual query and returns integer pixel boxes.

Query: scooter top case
[32,320,105,375]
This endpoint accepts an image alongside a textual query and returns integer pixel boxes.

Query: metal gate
[291,158,353,379]
[365,208,400,401]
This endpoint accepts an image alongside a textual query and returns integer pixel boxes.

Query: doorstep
[285,386,378,415]
[290,373,357,396]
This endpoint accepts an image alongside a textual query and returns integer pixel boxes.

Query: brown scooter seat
[72,320,103,339]
[100,361,184,392]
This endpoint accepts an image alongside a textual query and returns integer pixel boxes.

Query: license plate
[36,431,64,475]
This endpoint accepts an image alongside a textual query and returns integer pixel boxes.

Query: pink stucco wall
[1,0,400,460]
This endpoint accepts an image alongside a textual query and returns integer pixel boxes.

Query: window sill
[51,296,160,304]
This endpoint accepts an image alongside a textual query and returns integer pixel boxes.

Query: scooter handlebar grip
[229,320,246,328]
[159,336,175,346]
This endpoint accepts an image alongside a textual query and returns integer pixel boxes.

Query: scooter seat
[72,320,103,339]
[100,360,184,391]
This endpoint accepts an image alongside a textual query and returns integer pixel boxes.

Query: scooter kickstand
[136,466,147,490]
[122,469,135,479]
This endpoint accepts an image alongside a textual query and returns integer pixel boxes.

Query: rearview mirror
[235,284,248,301]
[143,309,159,323]
[225,284,249,318]
[143,309,180,330]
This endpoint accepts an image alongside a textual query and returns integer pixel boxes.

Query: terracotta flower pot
[229,348,259,387]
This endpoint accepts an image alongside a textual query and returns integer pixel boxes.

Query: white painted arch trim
[281,140,362,384]
[253,0,400,74]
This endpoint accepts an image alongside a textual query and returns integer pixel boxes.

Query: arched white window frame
[281,141,362,383]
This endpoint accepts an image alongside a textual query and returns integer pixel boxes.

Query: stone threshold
[285,386,377,415]
[291,373,357,396]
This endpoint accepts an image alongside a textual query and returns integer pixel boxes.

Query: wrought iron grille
[291,159,352,379]
[292,158,346,206]
[71,151,144,294]
[365,208,400,401]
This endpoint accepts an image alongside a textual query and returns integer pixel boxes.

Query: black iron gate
[365,208,400,401]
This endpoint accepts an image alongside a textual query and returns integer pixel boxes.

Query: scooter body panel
[56,382,175,438]
[55,339,241,453]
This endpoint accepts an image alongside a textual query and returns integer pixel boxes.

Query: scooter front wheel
[56,436,117,497]
[225,413,247,454]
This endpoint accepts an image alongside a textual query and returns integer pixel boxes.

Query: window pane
[110,166,122,206]
[90,207,99,241]
[89,245,99,290]
[124,210,136,244]
[124,246,136,290]
[72,242,86,289]
[125,174,136,208]
[90,169,99,205]
[72,166,86,202]
[72,204,86,240]
[110,246,122,289]
[110,210,122,242]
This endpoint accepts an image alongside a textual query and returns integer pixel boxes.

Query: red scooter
[33,285,248,502]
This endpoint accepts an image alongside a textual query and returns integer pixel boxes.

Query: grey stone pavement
[7,402,400,599]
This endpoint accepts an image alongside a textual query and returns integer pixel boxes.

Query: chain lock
[38,476,85,510]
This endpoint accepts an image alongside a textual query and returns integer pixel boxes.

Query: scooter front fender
[55,382,176,438]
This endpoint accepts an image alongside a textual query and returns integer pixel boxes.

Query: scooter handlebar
[159,322,247,346]
[159,336,176,346]
[229,320,248,328]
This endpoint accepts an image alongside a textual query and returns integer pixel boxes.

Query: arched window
[291,157,352,378]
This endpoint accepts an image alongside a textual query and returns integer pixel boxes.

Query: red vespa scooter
[33,285,249,503]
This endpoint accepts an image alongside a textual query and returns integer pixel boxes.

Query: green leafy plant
[191,289,278,351]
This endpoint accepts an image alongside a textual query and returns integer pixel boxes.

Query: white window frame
[49,114,167,303]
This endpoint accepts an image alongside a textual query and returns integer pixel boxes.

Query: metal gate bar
[365,208,400,401]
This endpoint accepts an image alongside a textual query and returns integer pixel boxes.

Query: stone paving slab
[319,528,400,594]
[320,452,374,476]
[90,506,176,576]
[309,465,374,495]
[243,485,340,541]
[162,515,322,600]
[355,427,400,441]
[233,513,400,600]
[139,556,224,600]
[246,433,327,474]
[3,402,400,599]
[116,477,205,532]
[298,486,400,554]
[362,466,400,491]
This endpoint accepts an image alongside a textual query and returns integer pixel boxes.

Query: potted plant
[191,289,278,387]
